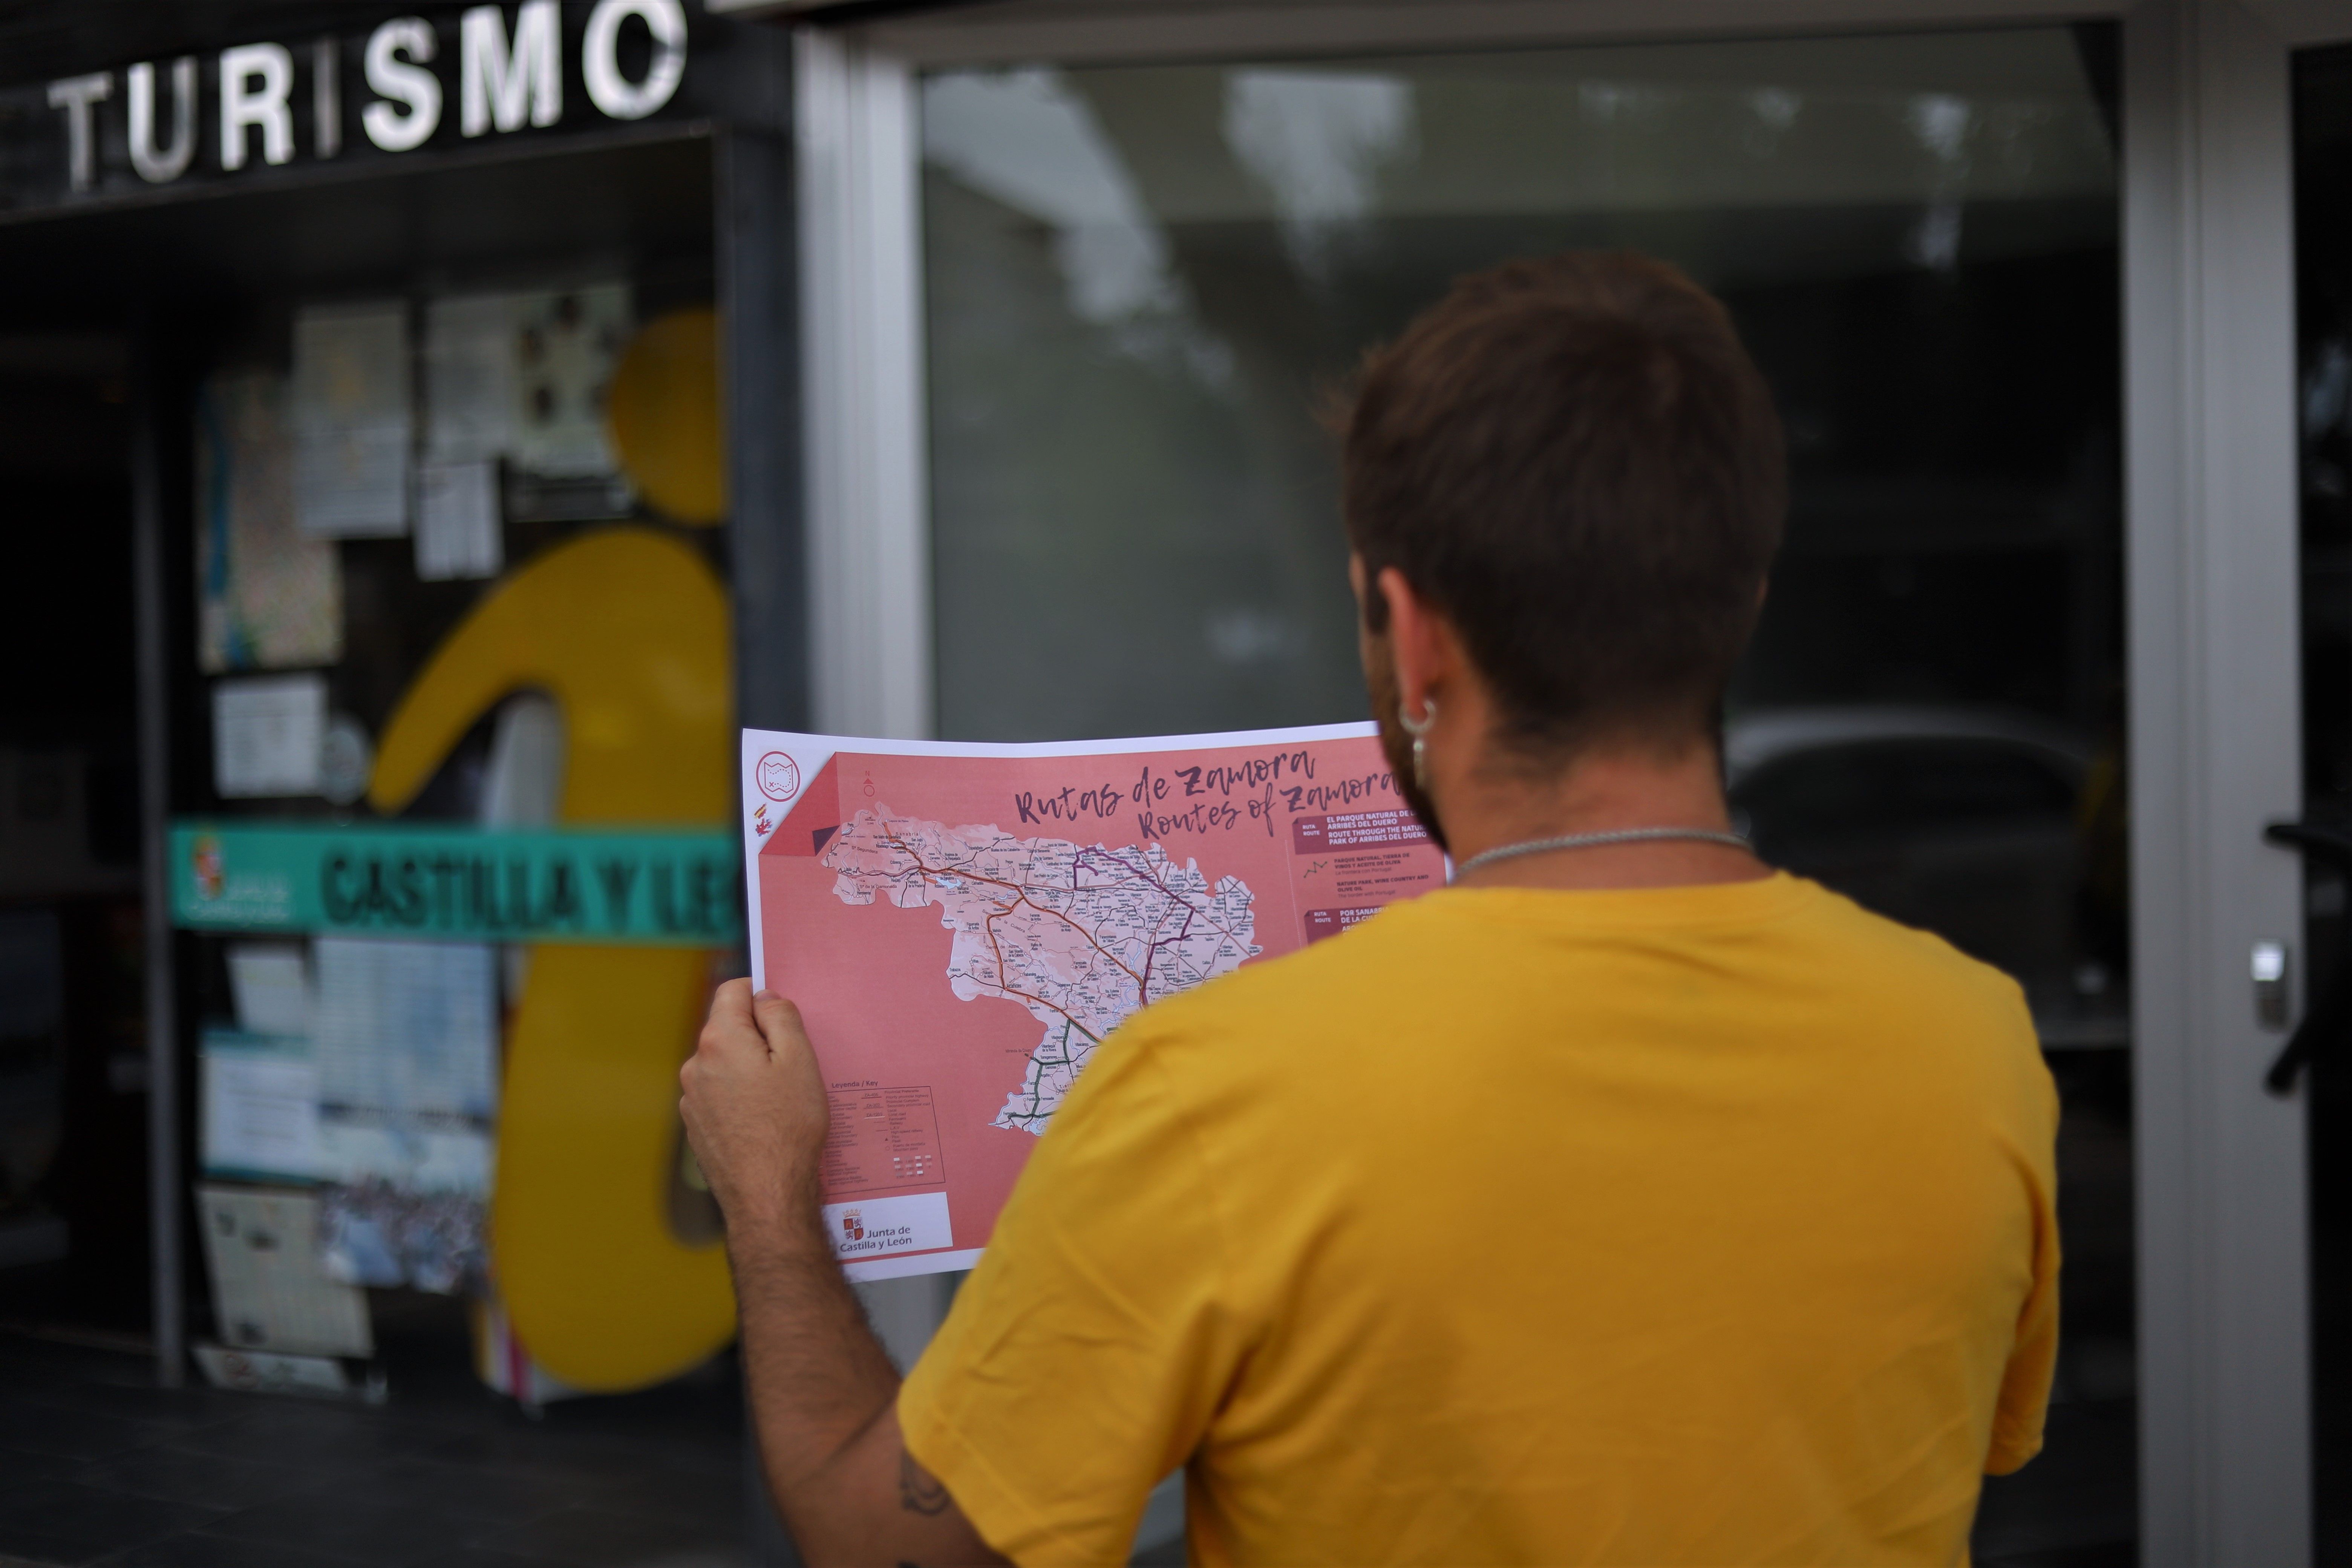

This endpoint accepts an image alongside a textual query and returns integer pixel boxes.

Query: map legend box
[822,1085,946,1199]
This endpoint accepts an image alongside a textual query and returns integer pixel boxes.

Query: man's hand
[680,980,828,1239]
[681,981,1008,1568]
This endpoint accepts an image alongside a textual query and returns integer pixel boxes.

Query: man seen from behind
[680,250,2061,1566]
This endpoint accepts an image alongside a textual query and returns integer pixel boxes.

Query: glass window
[922,27,2130,1561]
[922,32,2118,741]
[177,255,743,1441]
[1735,733,2090,1014]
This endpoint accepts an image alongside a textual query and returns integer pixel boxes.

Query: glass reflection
[922,27,2128,1562]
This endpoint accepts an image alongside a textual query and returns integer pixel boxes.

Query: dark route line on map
[873,825,1252,1004]
[998,1017,1081,1126]
[836,816,1256,1131]
[874,825,1151,1047]
[837,818,1260,1133]
[1065,842,1253,956]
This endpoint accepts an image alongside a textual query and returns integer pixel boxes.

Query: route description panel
[1292,808,1441,943]
[1292,809,1430,851]
[822,1085,945,1199]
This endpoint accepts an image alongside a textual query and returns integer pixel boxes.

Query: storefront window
[922,26,2130,1560]
[147,126,750,1556]
[923,32,2117,737]
[185,272,739,1399]
[0,0,778,1538]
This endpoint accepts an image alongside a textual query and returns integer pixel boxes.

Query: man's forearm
[730,1193,903,1527]
[685,983,1006,1566]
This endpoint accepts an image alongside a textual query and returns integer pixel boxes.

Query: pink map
[742,725,1444,1280]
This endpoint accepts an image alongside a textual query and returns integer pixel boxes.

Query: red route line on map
[860,822,1250,1044]
[877,825,1137,1046]
[1019,836,1254,967]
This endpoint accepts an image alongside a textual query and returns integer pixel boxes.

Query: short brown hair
[1342,251,1786,760]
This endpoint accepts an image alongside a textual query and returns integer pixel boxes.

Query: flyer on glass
[739,723,1445,1280]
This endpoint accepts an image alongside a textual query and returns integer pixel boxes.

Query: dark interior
[2294,40,2352,1563]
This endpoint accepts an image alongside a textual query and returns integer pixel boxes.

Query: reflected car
[1724,706,2125,1049]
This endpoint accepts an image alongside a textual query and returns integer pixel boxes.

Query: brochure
[740,723,1444,1280]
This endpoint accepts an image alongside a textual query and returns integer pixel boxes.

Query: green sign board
[170,821,741,946]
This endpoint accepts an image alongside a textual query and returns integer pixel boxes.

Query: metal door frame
[2122,4,2339,1561]
[789,2,2335,1557]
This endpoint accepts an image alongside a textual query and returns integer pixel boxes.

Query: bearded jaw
[1361,636,1450,856]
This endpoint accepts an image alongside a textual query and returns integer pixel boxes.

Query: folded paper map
[740,723,1445,1280]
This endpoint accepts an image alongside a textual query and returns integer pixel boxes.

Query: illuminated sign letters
[219,43,294,172]
[128,58,198,181]
[361,18,442,152]
[460,2,562,137]
[43,0,689,195]
[583,0,688,120]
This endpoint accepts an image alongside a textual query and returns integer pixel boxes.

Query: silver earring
[1397,698,1437,792]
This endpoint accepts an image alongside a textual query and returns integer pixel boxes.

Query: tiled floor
[0,1326,751,1568]
[0,1317,2135,1567]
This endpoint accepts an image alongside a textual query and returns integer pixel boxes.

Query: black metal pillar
[129,324,182,1388]
[715,19,806,1563]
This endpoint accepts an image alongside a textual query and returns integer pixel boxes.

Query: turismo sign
[171,821,742,945]
[25,1,693,205]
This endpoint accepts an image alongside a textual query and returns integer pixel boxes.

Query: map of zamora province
[822,807,1260,1135]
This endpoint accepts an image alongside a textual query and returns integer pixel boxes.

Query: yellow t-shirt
[899,873,2059,1567]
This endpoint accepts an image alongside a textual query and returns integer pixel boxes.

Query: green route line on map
[999,1016,1085,1127]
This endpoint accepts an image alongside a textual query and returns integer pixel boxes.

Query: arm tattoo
[900,1450,952,1517]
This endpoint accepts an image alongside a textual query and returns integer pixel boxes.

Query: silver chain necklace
[1450,826,1753,881]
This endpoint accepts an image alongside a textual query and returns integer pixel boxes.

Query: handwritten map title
[1009,747,1401,839]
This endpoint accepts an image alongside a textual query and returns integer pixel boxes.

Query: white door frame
[2120,4,2343,1562]
[796,28,933,740]
[793,3,2337,1558]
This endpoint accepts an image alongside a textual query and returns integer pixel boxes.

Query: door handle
[2259,820,2352,1094]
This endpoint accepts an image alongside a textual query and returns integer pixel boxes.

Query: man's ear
[1378,567,1453,712]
